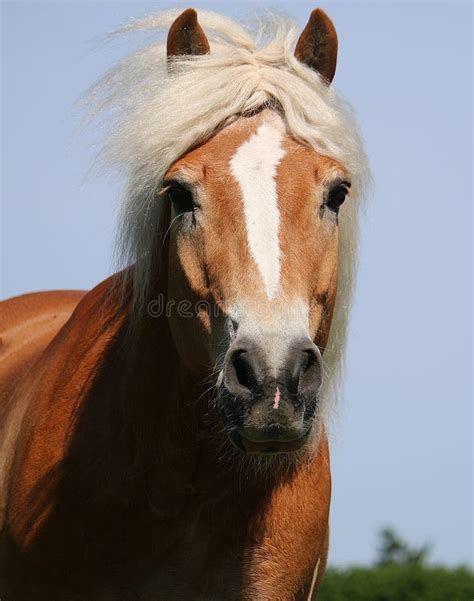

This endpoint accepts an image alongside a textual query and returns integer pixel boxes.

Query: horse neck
[66,295,205,510]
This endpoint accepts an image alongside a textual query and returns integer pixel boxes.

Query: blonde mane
[86,9,370,416]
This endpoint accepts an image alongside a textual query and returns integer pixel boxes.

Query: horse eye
[326,181,351,214]
[166,183,195,216]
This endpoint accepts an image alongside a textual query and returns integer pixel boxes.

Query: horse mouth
[228,431,309,455]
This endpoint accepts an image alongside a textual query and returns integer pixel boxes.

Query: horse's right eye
[167,183,195,216]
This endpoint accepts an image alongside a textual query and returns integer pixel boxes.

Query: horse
[0,8,369,600]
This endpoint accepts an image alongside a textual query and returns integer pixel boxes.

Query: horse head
[99,8,369,457]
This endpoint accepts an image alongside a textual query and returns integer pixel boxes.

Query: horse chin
[228,430,311,456]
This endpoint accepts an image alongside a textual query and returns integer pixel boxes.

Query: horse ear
[294,9,338,84]
[167,8,210,58]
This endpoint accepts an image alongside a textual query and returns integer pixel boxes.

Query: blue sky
[1,1,472,567]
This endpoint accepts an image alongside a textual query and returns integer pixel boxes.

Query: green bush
[317,529,474,600]
[318,564,474,601]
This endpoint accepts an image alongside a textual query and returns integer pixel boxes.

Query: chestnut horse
[0,8,369,600]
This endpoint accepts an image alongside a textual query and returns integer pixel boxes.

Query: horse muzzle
[220,336,322,454]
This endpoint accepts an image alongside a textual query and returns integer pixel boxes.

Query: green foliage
[318,564,474,601]
[376,528,431,567]
[317,529,474,600]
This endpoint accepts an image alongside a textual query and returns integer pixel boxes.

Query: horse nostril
[285,343,322,396]
[297,345,322,395]
[232,350,259,393]
[302,348,317,373]
[224,339,321,401]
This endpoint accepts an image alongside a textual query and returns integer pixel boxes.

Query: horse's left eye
[325,181,351,214]
[167,183,195,216]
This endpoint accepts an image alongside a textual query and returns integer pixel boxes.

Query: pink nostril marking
[273,386,281,410]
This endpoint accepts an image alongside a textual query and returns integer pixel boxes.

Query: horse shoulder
[0,290,85,412]
[0,291,84,525]
[0,278,125,536]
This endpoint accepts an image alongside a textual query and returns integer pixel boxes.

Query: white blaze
[230,120,286,299]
